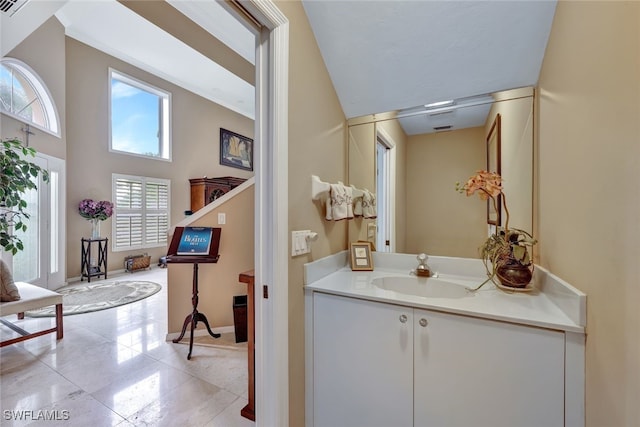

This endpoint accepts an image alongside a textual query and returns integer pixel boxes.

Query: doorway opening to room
[10,153,65,290]
[376,128,396,253]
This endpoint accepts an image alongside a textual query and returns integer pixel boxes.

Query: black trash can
[233,295,248,343]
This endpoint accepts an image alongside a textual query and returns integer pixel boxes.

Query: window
[109,69,171,160]
[112,174,170,251]
[0,58,60,136]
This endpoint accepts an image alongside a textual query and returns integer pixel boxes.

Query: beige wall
[377,119,408,252]
[346,118,408,252]
[65,38,254,277]
[487,96,534,233]
[1,17,66,160]
[347,122,376,244]
[406,127,486,258]
[348,123,376,192]
[537,1,640,425]
[277,1,349,425]
[167,186,254,333]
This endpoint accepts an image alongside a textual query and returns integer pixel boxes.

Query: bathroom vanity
[304,252,586,427]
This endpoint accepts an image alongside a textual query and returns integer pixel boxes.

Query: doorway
[223,2,289,425]
[11,153,66,290]
[376,138,390,252]
[375,127,396,253]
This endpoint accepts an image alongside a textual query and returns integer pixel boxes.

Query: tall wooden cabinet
[189,176,246,213]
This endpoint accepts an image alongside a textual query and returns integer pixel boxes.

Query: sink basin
[371,276,472,299]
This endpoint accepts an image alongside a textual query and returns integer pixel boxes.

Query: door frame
[237,2,289,426]
[3,152,66,290]
[375,126,396,253]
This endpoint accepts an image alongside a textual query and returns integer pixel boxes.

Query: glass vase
[90,218,101,239]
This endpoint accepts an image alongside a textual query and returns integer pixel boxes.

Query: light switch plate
[291,230,311,256]
[367,222,376,238]
[218,213,226,224]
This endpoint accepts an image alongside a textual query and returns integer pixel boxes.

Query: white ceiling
[2,0,256,119]
[302,0,557,133]
[3,1,557,134]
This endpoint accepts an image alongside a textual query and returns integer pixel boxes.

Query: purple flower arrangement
[78,199,114,221]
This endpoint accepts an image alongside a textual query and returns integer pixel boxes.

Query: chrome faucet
[413,253,432,277]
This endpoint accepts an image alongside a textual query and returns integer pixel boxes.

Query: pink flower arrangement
[460,170,503,199]
[456,170,537,289]
[456,170,509,230]
[78,199,113,221]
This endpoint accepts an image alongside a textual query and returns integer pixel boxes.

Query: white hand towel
[325,196,333,220]
[369,191,377,219]
[346,186,354,219]
[362,190,377,219]
[330,183,352,220]
[353,196,363,217]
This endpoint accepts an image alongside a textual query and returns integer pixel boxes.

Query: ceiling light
[424,100,455,109]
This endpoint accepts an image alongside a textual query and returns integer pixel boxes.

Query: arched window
[0,57,60,137]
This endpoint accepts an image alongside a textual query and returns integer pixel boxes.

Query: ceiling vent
[0,0,29,16]
[433,125,452,131]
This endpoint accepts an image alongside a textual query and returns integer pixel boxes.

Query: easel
[166,227,222,360]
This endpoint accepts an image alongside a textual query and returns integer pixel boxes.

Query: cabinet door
[414,309,565,427]
[313,293,413,427]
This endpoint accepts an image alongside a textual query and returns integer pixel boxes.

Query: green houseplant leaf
[0,138,49,254]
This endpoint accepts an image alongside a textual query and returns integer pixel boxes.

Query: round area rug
[25,280,162,317]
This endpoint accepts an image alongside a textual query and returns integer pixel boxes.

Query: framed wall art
[220,128,253,171]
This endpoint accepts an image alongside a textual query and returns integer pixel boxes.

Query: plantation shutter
[114,178,143,249]
[145,180,169,245]
[113,174,170,251]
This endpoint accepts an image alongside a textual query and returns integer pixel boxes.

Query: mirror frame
[486,113,502,225]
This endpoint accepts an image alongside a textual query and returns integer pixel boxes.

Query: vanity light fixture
[424,100,455,109]
[396,93,494,121]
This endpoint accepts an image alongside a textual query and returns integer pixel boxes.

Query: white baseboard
[67,265,162,284]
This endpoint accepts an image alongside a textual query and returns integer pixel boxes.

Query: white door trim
[242,2,289,426]
[4,153,66,290]
[376,126,396,253]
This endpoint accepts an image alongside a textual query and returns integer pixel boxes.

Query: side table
[81,237,108,282]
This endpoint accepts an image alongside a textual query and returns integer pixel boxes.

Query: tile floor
[0,268,254,427]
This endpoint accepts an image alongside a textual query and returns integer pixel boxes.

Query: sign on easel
[177,227,214,255]
[167,227,221,262]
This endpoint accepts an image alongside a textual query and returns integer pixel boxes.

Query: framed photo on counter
[350,241,373,271]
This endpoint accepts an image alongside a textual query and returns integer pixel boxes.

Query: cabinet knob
[399,314,408,323]
[419,318,428,327]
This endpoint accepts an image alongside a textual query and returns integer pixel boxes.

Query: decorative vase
[496,258,532,288]
[90,218,101,239]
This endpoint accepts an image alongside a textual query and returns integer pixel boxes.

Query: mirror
[347,87,534,258]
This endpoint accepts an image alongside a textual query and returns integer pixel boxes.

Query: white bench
[0,282,63,347]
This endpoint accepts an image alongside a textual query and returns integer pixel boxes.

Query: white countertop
[304,252,586,333]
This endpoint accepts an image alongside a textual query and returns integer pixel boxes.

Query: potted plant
[0,138,49,254]
[456,170,537,290]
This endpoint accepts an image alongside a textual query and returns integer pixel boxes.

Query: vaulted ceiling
[1,0,256,119]
[2,0,557,134]
[302,0,557,133]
